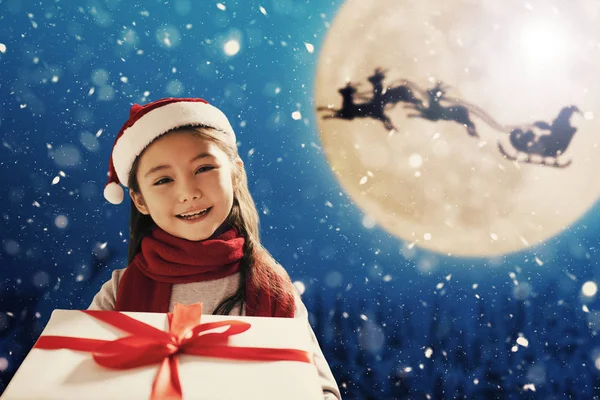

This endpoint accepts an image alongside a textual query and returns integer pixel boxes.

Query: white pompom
[104,182,124,204]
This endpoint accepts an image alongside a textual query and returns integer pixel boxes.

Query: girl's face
[130,129,240,241]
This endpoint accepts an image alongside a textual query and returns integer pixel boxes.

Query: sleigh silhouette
[497,105,581,168]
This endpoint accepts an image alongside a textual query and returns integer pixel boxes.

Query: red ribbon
[34,303,312,400]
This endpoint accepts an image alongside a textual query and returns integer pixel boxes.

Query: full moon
[315,0,600,257]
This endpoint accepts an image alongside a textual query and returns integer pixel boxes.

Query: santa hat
[103,97,237,205]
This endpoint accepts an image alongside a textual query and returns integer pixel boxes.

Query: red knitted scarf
[114,226,295,318]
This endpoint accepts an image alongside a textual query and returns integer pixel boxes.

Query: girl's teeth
[181,209,208,219]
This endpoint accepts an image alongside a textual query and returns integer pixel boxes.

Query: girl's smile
[176,206,213,222]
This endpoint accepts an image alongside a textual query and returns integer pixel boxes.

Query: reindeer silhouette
[366,67,423,109]
[403,82,479,137]
[317,81,397,131]
[317,68,426,132]
[498,105,581,168]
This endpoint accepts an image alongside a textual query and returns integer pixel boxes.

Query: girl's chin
[185,234,212,242]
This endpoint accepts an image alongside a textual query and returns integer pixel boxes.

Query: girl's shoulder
[291,287,309,319]
[103,267,127,292]
[87,267,127,310]
[110,267,127,285]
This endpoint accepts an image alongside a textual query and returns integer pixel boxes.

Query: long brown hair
[126,125,294,315]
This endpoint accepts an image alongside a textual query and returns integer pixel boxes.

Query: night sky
[1,1,600,398]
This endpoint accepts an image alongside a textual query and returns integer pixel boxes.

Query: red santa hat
[103,97,237,205]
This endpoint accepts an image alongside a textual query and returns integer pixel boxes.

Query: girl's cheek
[210,175,227,188]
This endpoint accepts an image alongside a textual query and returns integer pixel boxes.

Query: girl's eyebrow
[144,152,215,178]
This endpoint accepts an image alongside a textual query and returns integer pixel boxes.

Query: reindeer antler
[344,80,363,88]
[438,81,451,91]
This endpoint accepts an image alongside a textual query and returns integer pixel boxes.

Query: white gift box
[2,306,323,400]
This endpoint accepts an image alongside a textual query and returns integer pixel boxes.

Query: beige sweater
[88,269,342,400]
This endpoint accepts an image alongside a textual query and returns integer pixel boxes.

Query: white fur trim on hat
[112,101,236,186]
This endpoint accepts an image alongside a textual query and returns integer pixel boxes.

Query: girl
[88,98,341,399]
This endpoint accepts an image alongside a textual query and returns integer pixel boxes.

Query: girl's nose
[178,177,202,202]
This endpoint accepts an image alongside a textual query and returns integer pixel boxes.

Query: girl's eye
[196,166,215,174]
[153,178,171,186]
[153,166,215,186]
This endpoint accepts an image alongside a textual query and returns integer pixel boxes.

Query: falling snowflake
[523,383,536,392]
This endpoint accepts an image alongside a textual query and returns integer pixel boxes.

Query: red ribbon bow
[34,303,312,400]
